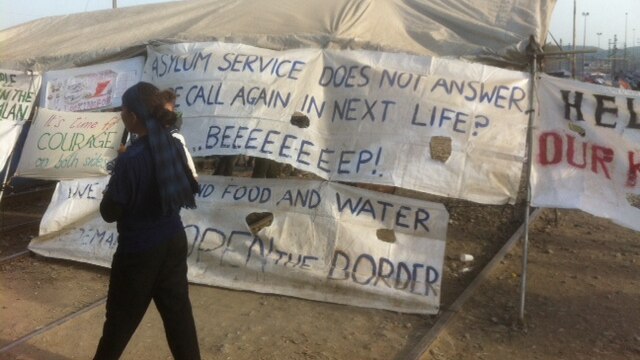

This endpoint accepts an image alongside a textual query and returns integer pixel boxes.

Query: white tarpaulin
[0,0,556,72]
[15,108,124,179]
[0,120,24,172]
[533,74,640,232]
[144,42,530,204]
[40,57,145,112]
[29,176,448,314]
[0,69,41,120]
[0,69,41,172]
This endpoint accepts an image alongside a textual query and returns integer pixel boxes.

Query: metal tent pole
[572,0,577,79]
[519,35,539,322]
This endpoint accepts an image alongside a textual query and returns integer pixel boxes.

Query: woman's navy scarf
[122,82,196,214]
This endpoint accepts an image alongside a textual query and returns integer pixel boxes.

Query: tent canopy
[0,0,556,72]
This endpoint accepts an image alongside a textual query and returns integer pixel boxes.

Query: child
[159,89,198,181]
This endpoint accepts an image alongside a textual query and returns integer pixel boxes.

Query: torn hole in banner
[376,229,396,243]
[290,111,310,128]
[626,194,640,209]
[430,136,452,163]
[246,212,274,235]
[284,112,311,178]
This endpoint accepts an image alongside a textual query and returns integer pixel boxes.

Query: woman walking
[94,82,200,360]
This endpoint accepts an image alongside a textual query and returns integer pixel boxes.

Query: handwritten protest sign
[40,57,144,112]
[0,69,41,121]
[143,42,530,205]
[533,74,640,232]
[29,176,448,314]
[0,69,41,172]
[15,108,124,179]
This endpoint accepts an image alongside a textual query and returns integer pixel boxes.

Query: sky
[1,0,639,50]
[549,0,640,49]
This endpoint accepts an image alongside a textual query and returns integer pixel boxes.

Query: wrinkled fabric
[0,0,556,72]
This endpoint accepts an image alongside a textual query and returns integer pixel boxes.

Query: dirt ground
[1,183,639,359]
[429,208,640,360]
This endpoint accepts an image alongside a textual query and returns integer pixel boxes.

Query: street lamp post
[635,29,638,72]
[572,0,577,79]
[624,12,628,72]
[582,12,589,78]
[597,32,603,70]
[613,35,618,78]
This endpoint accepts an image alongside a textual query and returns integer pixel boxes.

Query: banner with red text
[29,176,448,314]
[533,74,640,232]
[15,108,124,179]
[40,57,144,112]
[143,42,530,204]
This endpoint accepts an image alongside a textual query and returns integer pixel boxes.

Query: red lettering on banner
[538,131,614,180]
[539,132,562,165]
[627,151,640,187]
[592,144,614,179]
[566,135,587,168]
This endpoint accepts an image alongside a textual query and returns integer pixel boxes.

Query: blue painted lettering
[300,94,325,118]
[245,235,319,272]
[221,184,272,203]
[151,52,212,78]
[379,70,424,91]
[279,134,297,158]
[430,78,526,112]
[297,140,314,166]
[335,193,431,232]
[185,84,224,106]
[317,148,334,173]
[230,86,291,109]
[67,182,100,199]
[276,189,321,209]
[260,130,280,154]
[217,53,306,79]
[318,65,371,88]
[196,183,215,198]
[327,250,439,296]
[331,98,395,122]
[410,104,491,136]
[203,124,382,176]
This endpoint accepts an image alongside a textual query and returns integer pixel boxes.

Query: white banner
[0,69,41,121]
[15,108,124,179]
[143,42,530,204]
[533,75,640,232]
[0,120,24,172]
[40,57,144,112]
[29,176,448,314]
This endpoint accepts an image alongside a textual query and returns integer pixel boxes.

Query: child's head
[159,89,177,109]
[158,89,179,128]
